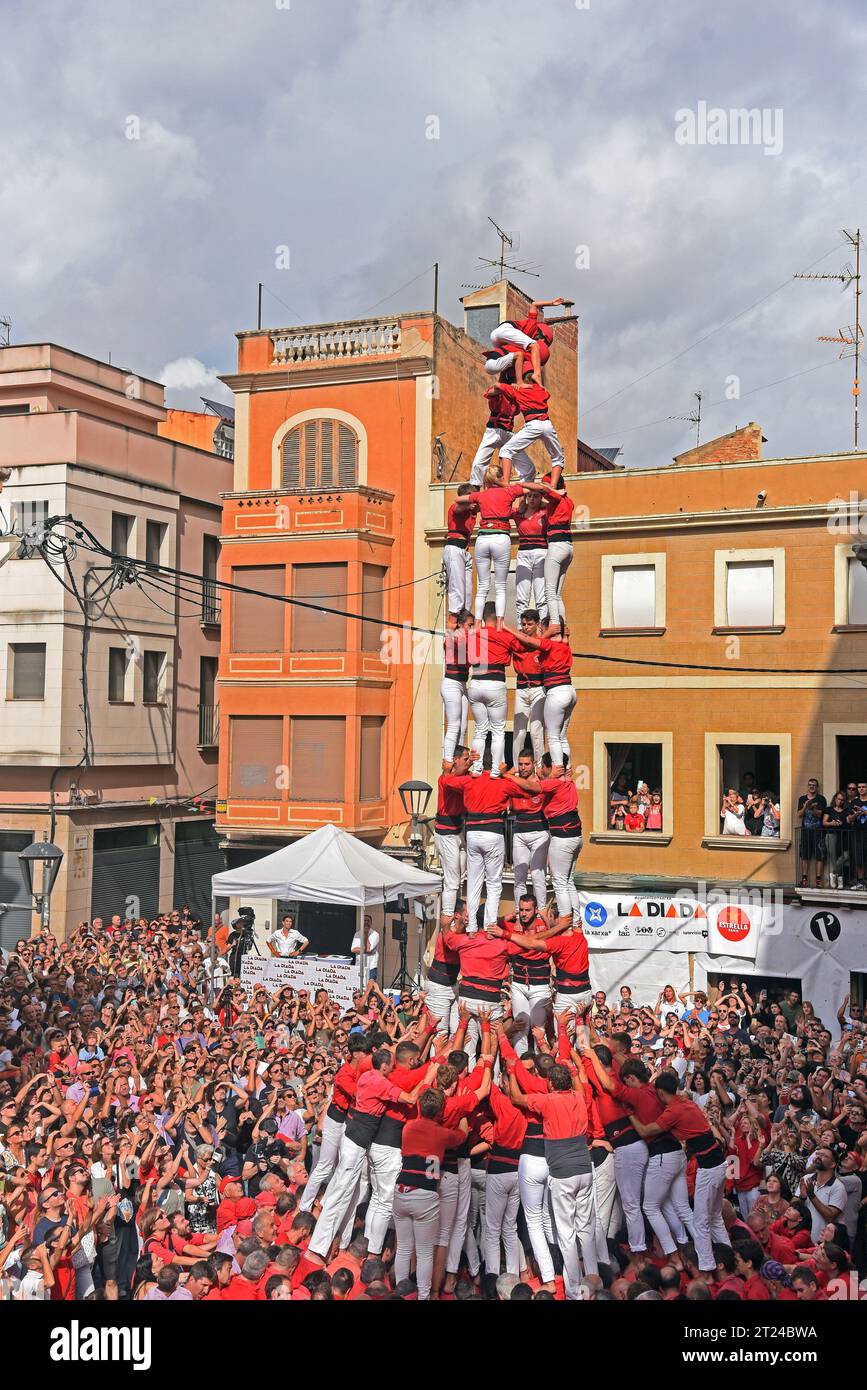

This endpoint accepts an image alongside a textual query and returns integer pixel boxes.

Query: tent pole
[357,905,366,992]
[210,895,218,1006]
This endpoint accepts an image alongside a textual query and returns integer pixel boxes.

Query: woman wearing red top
[443,484,476,626]
[467,466,533,623]
[728,1112,766,1216]
[513,492,548,620]
[540,474,575,631]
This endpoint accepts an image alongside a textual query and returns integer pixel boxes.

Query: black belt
[469,665,507,682]
[522,410,548,421]
[685,1133,725,1168]
[522,1120,545,1157]
[488,1143,522,1174]
[435,813,463,833]
[649,1135,682,1157]
[344,1109,380,1149]
[511,959,551,986]
[373,1114,404,1149]
[427,959,459,986]
[487,418,513,432]
[398,1156,439,1192]
[326,1102,348,1125]
[513,812,547,832]
[542,675,572,689]
[515,674,543,689]
[605,1118,642,1149]
[547,811,582,838]
[445,536,469,549]
[555,967,590,992]
[464,813,505,835]
[517,540,548,551]
[444,667,469,682]
[548,530,572,543]
[460,973,503,1001]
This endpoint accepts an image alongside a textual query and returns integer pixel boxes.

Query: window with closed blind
[231,565,286,652]
[359,716,384,800]
[290,717,345,801]
[291,564,347,650]
[281,420,358,490]
[361,565,386,652]
[611,566,656,628]
[8,643,46,700]
[229,716,283,799]
[726,561,774,627]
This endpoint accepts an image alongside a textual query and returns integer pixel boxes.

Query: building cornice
[220,356,432,392]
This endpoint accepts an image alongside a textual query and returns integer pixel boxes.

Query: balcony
[270,318,401,368]
[223,485,394,542]
[197,703,219,748]
[201,581,221,627]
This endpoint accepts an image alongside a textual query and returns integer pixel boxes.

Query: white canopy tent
[210,823,441,992]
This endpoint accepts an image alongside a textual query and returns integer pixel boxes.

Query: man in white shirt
[351,914,380,982]
[268,915,310,958]
[800,1147,847,1242]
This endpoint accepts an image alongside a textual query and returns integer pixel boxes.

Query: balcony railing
[198,703,218,748]
[799,824,867,891]
[270,318,401,367]
[201,581,221,626]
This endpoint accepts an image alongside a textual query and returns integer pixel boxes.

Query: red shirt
[330,1053,372,1115]
[503,913,548,961]
[543,930,589,979]
[497,382,551,420]
[524,1087,590,1140]
[513,309,540,338]
[654,1094,714,1142]
[610,1079,665,1127]
[546,490,575,532]
[515,508,548,545]
[467,483,524,531]
[221,1274,263,1301]
[448,771,523,818]
[443,930,521,982]
[485,387,519,431]
[624,813,645,832]
[381,1062,431,1123]
[466,625,523,672]
[537,777,579,820]
[436,771,467,830]
[488,1084,528,1149]
[354,1068,404,1117]
[446,500,476,542]
[538,636,572,683]
[512,645,544,684]
[743,1273,771,1301]
[400,1117,464,1168]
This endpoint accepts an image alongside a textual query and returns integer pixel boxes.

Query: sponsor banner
[241,954,361,1010]
[577,891,763,960]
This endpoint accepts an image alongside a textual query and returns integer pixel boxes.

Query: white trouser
[436,1168,460,1245]
[308,1134,369,1258]
[440,677,468,763]
[443,543,473,615]
[513,684,545,764]
[459,992,505,1061]
[518,1153,555,1283]
[549,1171,598,1297]
[465,1166,486,1276]
[469,677,508,769]
[738,1186,760,1218]
[424,976,459,1038]
[365,1143,403,1253]
[446,1158,473,1273]
[512,827,549,907]
[435,831,465,915]
[484,1170,521,1275]
[473,532,512,619]
[547,834,583,922]
[553,987,592,1018]
[491,321,536,353]
[643,1149,696,1253]
[466,829,505,930]
[614,1139,649,1252]
[591,1150,619,1266]
[510,978,552,1054]
[693,1161,729,1272]
[469,427,512,485]
[393,1186,440,1299]
[515,546,548,617]
[300,1112,345,1210]
[544,540,573,626]
[501,420,564,483]
[543,685,576,769]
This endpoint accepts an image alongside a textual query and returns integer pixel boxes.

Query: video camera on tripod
[228,905,259,976]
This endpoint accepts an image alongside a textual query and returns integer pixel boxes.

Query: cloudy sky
[2,0,866,463]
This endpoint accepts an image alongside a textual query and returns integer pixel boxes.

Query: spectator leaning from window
[823,791,850,890]
[721,788,747,836]
[624,798,645,833]
[796,778,827,888]
[759,790,781,839]
[645,789,663,832]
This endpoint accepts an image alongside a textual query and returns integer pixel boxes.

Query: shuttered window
[726,561,774,627]
[361,565,386,652]
[848,557,867,624]
[359,716,384,800]
[229,716,283,799]
[611,566,656,628]
[143,650,166,704]
[291,564,347,650]
[281,420,359,490]
[108,647,130,703]
[9,643,46,700]
[290,717,345,800]
[231,565,286,652]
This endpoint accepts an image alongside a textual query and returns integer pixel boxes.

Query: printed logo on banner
[715,905,752,944]
[583,902,608,929]
[809,911,842,943]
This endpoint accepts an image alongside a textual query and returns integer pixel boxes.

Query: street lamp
[18,835,64,929]
[398,780,432,867]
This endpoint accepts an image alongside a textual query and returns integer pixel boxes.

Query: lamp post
[18,834,64,930]
[398,780,433,869]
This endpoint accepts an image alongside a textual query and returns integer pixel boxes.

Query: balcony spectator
[609,772,630,817]
[624,797,645,832]
[635,780,650,817]
[758,791,781,838]
[610,803,627,832]
[851,781,867,891]
[797,779,827,886]
[740,770,758,801]
[743,790,764,837]
[721,788,747,836]
[822,791,850,889]
[645,788,663,831]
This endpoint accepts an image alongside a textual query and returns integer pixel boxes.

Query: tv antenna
[474,217,542,284]
[794,228,862,448]
[0,317,10,348]
[669,390,703,447]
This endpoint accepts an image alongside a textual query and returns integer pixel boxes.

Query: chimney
[674,422,765,467]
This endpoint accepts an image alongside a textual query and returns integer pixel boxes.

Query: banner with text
[240,955,361,1010]
[577,891,766,960]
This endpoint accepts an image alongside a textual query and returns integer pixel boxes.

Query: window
[8,499,48,556]
[281,420,358,490]
[714,548,785,630]
[108,647,131,703]
[464,305,501,347]
[202,534,220,625]
[359,716,385,800]
[601,554,665,632]
[592,732,673,839]
[290,717,345,801]
[231,565,285,652]
[198,657,218,746]
[111,512,133,558]
[836,735,867,789]
[145,520,167,571]
[847,558,867,625]
[361,565,386,652]
[8,643,46,700]
[213,421,234,459]
[229,716,283,799]
[291,564,347,651]
[703,733,791,845]
[142,650,166,704]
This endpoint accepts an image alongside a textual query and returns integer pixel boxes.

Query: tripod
[388,906,415,993]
